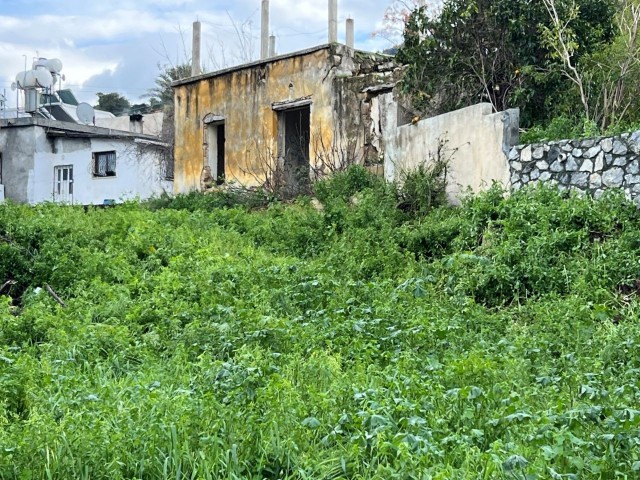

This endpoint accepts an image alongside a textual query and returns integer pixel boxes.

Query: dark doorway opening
[280,106,310,196]
[206,122,225,184]
[216,123,225,185]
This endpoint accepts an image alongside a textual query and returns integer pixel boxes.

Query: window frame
[53,165,74,201]
[92,151,117,178]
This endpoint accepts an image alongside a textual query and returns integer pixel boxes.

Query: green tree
[95,92,131,116]
[145,63,192,108]
[396,0,616,127]
[542,0,640,130]
[143,63,192,179]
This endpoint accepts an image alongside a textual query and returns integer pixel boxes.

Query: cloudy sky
[0,0,395,108]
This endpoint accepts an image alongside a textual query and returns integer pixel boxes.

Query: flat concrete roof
[172,43,392,88]
[0,116,161,141]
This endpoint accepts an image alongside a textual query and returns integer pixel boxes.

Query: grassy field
[1,169,640,479]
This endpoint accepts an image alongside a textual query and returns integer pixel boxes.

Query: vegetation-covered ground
[2,170,640,479]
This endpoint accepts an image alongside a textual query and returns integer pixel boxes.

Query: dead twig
[0,279,16,295]
[44,284,66,308]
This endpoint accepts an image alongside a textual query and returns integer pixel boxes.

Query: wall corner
[502,108,520,157]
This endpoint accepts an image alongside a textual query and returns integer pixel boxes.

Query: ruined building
[171,2,520,202]
[172,43,401,195]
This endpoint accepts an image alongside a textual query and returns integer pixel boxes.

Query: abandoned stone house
[171,38,520,201]
[171,43,403,195]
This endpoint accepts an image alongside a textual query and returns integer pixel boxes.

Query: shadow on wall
[382,102,520,204]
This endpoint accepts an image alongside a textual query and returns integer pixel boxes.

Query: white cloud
[0,0,395,108]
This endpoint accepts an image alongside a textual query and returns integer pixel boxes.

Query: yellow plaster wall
[173,49,338,193]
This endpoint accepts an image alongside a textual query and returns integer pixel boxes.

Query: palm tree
[144,63,192,108]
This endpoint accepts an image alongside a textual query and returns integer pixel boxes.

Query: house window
[161,150,174,180]
[53,165,74,203]
[93,151,116,177]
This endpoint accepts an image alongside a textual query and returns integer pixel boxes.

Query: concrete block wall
[508,130,640,205]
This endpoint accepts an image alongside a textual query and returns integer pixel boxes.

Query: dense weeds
[1,168,640,478]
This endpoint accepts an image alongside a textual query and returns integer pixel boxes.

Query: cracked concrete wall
[0,125,37,203]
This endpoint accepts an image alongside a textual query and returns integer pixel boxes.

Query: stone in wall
[507,129,640,202]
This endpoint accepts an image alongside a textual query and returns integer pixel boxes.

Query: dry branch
[0,280,16,295]
[45,284,66,308]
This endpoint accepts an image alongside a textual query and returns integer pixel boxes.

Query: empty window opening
[279,105,310,196]
[93,151,116,177]
[206,122,225,184]
[161,149,174,180]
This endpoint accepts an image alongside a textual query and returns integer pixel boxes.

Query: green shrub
[521,115,640,144]
[3,183,640,478]
[314,165,385,203]
[396,160,448,216]
[521,115,583,143]
[145,188,272,212]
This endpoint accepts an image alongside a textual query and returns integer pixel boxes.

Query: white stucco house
[0,55,172,205]
[0,117,173,205]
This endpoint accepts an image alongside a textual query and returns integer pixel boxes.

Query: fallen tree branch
[44,284,66,307]
[0,279,16,295]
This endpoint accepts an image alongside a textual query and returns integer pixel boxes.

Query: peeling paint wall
[173,45,400,193]
[383,103,520,204]
[174,48,334,193]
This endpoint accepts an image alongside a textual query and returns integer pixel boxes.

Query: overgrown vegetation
[395,0,640,140]
[2,169,640,478]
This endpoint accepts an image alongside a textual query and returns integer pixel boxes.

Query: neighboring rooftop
[0,116,166,143]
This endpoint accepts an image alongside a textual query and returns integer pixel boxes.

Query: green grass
[1,176,640,479]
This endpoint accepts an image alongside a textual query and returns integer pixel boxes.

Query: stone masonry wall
[508,130,640,205]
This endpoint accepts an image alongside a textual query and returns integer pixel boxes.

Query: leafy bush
[314,164,385,203]
[145,187,272,212]
[396,159,448,216]
[522,114,640,144]
[2,184,640,478]
[521,115,587,143]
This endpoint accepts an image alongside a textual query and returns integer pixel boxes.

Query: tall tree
[145,63,192,108]
[396,0,616,126]
[143,63,192,181]
[542,0,640,129]
[95,92,131,116]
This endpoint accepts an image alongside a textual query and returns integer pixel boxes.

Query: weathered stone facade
[508,130,640,204]
[171,43,401,194]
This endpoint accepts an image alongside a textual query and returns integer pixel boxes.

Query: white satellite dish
[10,82,17,91]
[77,102,95,124]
